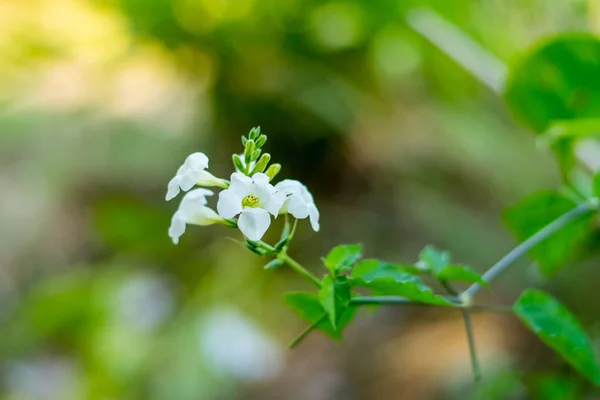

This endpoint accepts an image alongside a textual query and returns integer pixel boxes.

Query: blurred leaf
[419,246,485,285]
[323,244,362,275]
[505,34,600,133]
[350,264,451,306]
[318,276,351,329]
[285,292,356,339]
[530,372,581,400]
[418,245,450,275]
[594,172,600,197]
[437,265,486,286]
[514,289,600,385]
[542,118,600,176]
[503,191,592,275]
[472,371,526,400]
[352,259,423,281]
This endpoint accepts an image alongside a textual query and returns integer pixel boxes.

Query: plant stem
[349,296,511,313]
[279,253,322,288]
[289,314,327,348]
[461,308,482,382]
[463,201,597,298]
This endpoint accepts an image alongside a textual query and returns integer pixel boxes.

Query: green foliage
[323,244,362,275]
[594,172,600,197]
[352,259,422,280]
[418,245,450,275]
[436,266,487,286]
[418,246,485,285]
[505,34,600,133]
[513,289,600,385]
[285,292,356,340]
[350,260,451,306]
[318,276,351,329]
[503,191,592,275]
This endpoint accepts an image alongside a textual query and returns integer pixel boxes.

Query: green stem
[279,253,322,288]
[289,314,327,348]
[461,308,482,382]
[349,296,511,313]
[463,201,598,298]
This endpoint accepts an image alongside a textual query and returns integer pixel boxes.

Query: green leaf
[513,289,600,385]
[505,34,600,133]
[418,246,486,286]
[503,191,592,275]
[594,172,600,197]
[318,276,351,329]
[418,245,450,275]
[541,119,600,177]
[323,244,362,275]
[350,263,451,306]
[352,259,423,281]
[285,292,356,340]
[437,265,487,286]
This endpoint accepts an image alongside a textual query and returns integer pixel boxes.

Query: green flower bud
[251,149,261,162]
[251,153,271,174]
[244,140,256,164]
[265,163,281,181]
[255,134,267,148]
[242,136,248,146]
[264,259,283,269]
[232,154,245,173]
[249,126,261,140]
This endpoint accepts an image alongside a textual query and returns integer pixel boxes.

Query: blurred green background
[1,0,599,398]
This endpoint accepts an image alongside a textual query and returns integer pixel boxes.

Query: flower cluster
[166,127,320,243]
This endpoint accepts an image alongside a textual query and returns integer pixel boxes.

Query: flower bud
[251,153,271,174]
[242,136,248,146]
[249,126,261,140]
[265,163,281,181]
[251,149,261,162]
[255,134,267,148]
[264,259,283,269]
[232,154,245,172]
[244,140,256,164]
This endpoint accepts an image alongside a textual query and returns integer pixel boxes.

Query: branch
[463,201,597,298]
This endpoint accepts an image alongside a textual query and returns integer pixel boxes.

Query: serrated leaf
[318,276,351,329]
[285,292,356,340]
[350,263,451,306]
[514,289,600,385]
[323,244,362,275]
[418,245,450,275]
[503,191,592,275]
[437,265,487,286]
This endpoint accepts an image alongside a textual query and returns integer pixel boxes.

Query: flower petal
[264,190,287,217]
[309,204,320,232]
[166,176,181,201]
[286,193,310,219]
[179,188,213,216]
[252,173,270,185]
[183,152,209,170]
[217,189,243,218]
[238,208,271,241]
[168,211,186,244]
[229,172,253,197]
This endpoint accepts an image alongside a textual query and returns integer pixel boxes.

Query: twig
[463,202,596,298]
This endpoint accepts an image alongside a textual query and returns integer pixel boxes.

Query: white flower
[217,173,286,241]
[169,188,225,244]
[275,179,320,232]
[166,152,226,201]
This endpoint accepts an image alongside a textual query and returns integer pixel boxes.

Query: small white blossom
[166,152,226,201]
[275,179,320,232]
[217,173,286,241]
[169,188,225,244]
